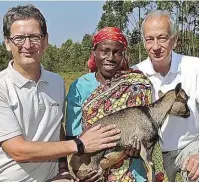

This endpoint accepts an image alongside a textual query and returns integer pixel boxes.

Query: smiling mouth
[21,52,35,56]
[153,53,163,58]
[103,64,117,69]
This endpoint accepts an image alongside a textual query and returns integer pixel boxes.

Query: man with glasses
[0,4,121,182]
[134,10,199,181]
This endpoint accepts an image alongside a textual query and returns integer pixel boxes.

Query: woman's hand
[80,124,121,153]
[79,169,103,182]
[124,137,141,158]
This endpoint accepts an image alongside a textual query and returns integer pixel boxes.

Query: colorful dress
[66,69,168,181]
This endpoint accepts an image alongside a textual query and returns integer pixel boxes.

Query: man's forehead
[9,19,41,35]
[146,15,169,23]
[144,16,170,36]
[10,18,40,27]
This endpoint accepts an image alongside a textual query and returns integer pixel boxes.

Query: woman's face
[94,40,125,79]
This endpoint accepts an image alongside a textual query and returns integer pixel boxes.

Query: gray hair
[3,4,47,37]
[141,10,176,38]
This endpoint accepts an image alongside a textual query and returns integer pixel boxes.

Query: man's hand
[182,153,199,181]
[124,137,141,158]
[80,124,120,153]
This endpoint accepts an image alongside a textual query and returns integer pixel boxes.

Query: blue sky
[0,1,105,47]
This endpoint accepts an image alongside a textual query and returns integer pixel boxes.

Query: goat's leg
[140,144,154,182]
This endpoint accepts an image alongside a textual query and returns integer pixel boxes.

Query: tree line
[0,0,199,72]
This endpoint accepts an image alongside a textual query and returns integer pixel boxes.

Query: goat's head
[169,83,190,118]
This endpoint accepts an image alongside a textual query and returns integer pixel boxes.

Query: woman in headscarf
[87,27,129,73]
[66,27,148,182]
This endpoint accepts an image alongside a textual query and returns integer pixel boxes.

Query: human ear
[172,34,178,49]
[4,38,12,52]
[44,33,49,51]
[92,50,96,57]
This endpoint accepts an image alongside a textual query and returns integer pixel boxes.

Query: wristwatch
[74,138,85,156]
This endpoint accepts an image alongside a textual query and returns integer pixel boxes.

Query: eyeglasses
[8,33,44,46]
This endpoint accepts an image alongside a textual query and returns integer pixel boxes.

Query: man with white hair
[135,10,199,182]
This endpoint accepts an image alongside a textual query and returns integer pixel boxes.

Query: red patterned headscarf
[88,27,128,72]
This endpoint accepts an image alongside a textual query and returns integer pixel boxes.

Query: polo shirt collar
[39,66,50,83]
[144,51,181,76]
[142,57,156,76]
[7,60,49,88]
[169,51,181,74]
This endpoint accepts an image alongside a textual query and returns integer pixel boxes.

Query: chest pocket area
[44,94,63,117]
[49,101,60,114]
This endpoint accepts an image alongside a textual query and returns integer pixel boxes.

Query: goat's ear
[158,90,164,98]
[175,83,182,95]
[179,89,188,100]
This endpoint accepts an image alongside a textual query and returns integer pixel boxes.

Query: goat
[68,83,190,182]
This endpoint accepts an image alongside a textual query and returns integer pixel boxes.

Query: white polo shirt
[134,52,199,152]
[0,61,65,182]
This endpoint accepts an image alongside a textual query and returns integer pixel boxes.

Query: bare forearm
[2,136,77,162]
[3,124,121,163]
[59,124,70,172]
[21,140,77,161]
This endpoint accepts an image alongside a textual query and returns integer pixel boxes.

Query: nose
[106,51,114,61]
[152,39,161,50]
[23,37,32,49]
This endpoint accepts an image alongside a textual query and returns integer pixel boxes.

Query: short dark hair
[3,4,47,37]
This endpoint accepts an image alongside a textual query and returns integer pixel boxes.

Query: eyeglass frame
[7,33,45,47]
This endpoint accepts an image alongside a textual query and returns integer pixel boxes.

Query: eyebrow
[145,34,169,38]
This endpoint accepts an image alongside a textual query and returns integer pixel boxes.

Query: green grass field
[59,71,86,93]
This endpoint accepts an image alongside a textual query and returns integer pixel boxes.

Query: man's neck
[153,64,170,77]
[152,55,172,77]
[96,71,107,85]
[13,62,41,82]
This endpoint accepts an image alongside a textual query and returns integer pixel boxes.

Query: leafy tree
[0,42,11,71]
[81,34,92,70]
[97,1,133,31]
[58,39,73,72]
[41,44,59,72]
[68,42,83,72]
